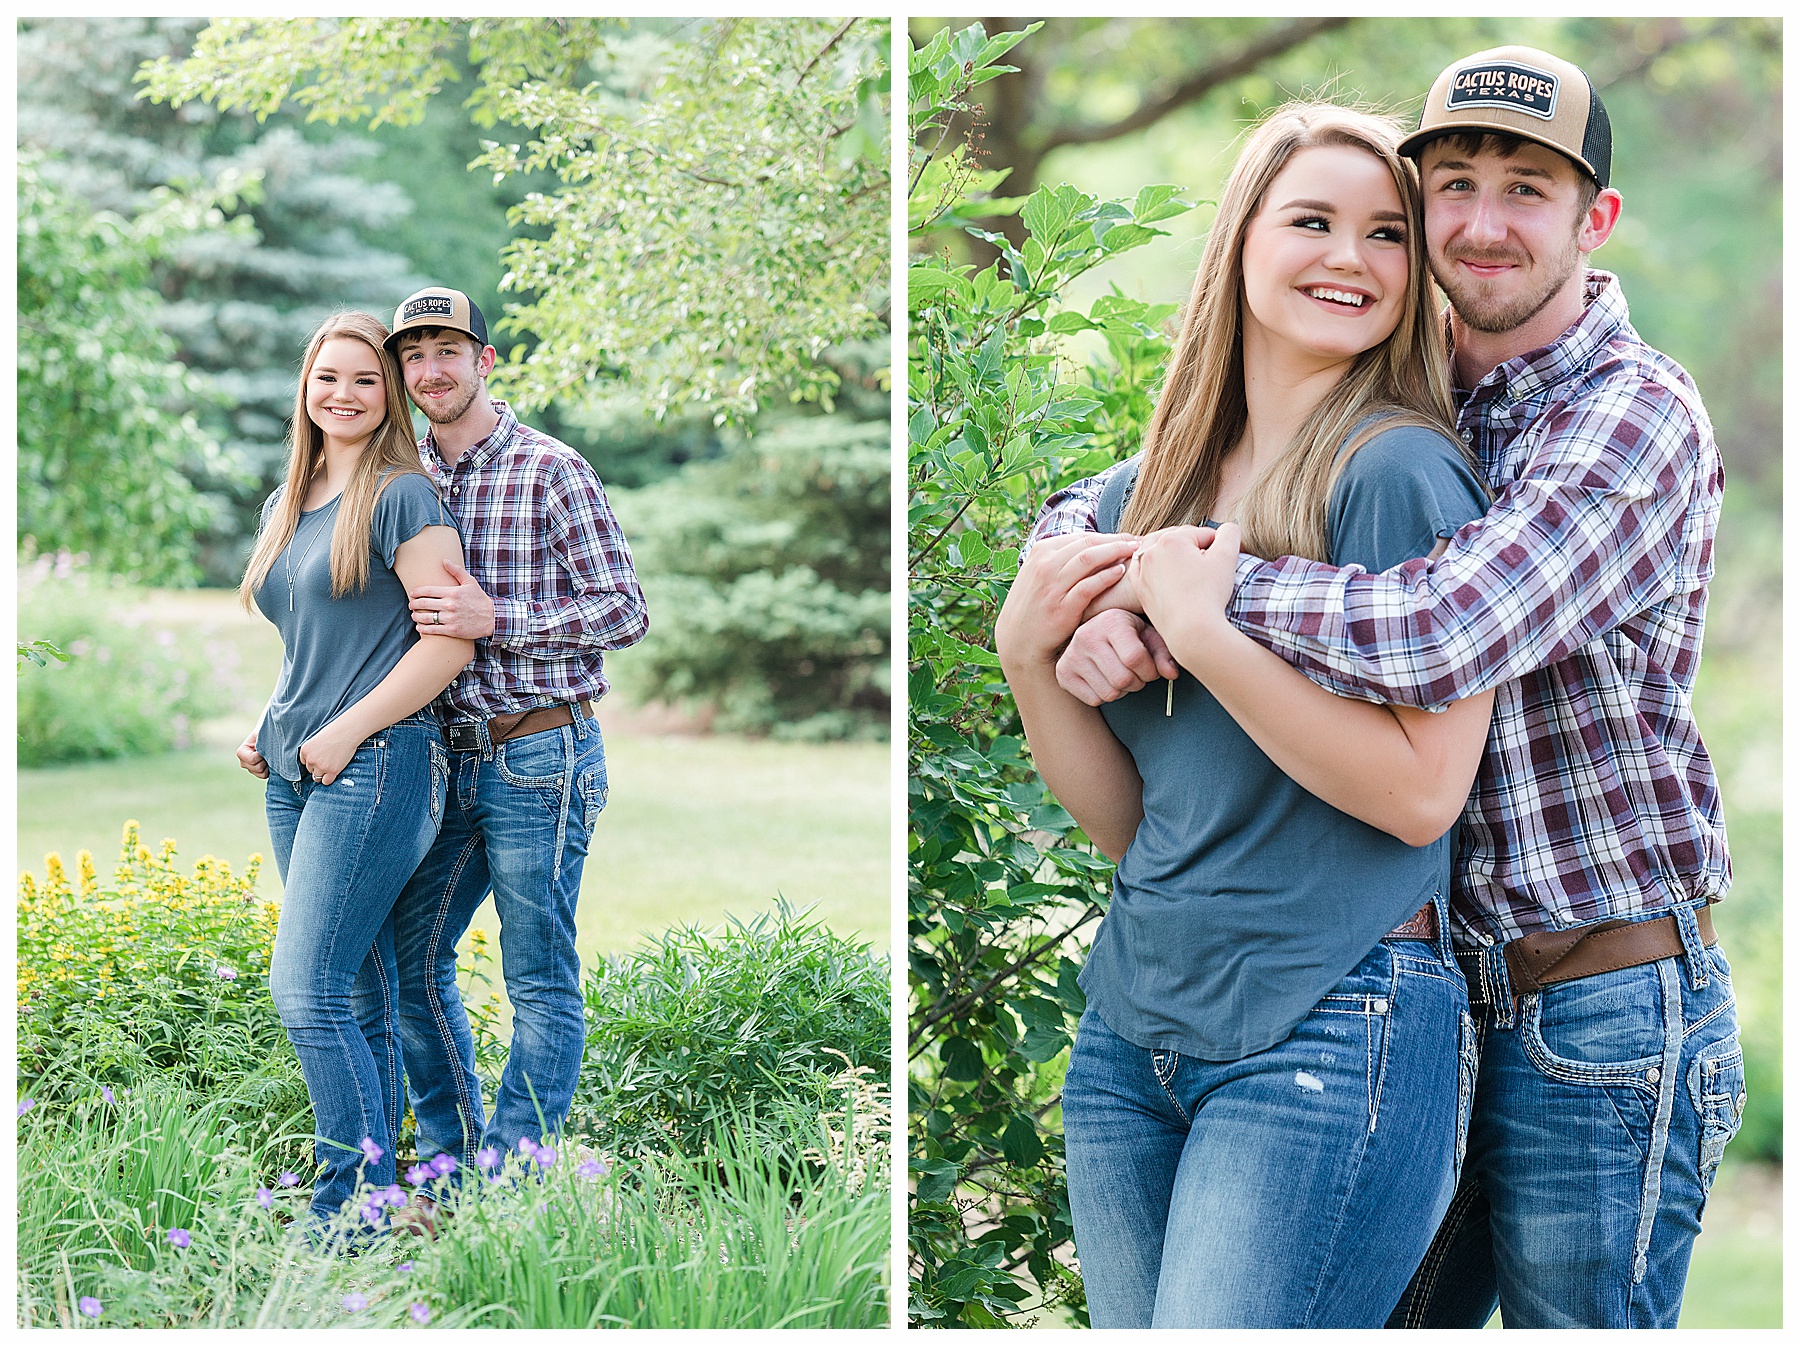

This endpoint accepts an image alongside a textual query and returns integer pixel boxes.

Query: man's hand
[236,727,269,780]
[995,532,1140,673]
[1055,610,1181,706]
[410,558,495,640]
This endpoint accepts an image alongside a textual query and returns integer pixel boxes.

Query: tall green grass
[18,1084,889,1328]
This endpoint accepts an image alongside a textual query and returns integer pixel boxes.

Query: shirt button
[1460,429,1474,443]
[1646,1067,1661,1084]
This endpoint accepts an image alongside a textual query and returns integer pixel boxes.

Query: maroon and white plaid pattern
[1030,273,1728,946]
[420,400,648,720]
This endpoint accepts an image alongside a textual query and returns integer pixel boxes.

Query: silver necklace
[283,501,336,611]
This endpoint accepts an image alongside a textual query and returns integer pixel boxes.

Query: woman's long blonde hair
[240,311,429,608]
[1120,102,1463,559]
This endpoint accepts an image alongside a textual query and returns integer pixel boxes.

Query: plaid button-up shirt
[420,400,648,720]
[1030,272,1729,947]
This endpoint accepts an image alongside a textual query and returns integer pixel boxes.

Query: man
[1025,49,1742,1329]
[380,285,648,1171]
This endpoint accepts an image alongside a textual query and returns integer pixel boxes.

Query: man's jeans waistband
[1457,902,1718,1027]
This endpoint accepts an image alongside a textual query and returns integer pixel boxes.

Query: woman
[235,311,472,1229]
[995,104,1495,1327]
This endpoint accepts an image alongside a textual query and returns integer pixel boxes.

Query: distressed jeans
[1062,917,1474,1328]
[385,711,607,1165]
[264,712,447,1224]
[1388,906,1746,1329]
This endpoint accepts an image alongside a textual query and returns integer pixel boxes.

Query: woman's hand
[1130,523,1238,667]
[236,728,269,780]
[298,719,366,786]
[995,532,1140,674]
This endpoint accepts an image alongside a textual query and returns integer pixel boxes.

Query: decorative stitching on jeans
[1397,1177,1483,1328]
[1150,1049,1189,1121]
[1630,958,1684,1283]
[422,831,489,1163]
[1518,993,1661,1092]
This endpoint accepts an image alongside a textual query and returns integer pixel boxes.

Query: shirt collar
[1456,270,1627,409]
[421,398,516,474]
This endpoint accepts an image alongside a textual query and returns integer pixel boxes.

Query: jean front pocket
[1686,1037,1745,1194]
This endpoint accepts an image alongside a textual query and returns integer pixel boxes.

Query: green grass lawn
[18,733,889,960]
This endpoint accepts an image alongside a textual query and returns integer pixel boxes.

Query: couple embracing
[236,288,647,1233]
[998,47,1743,1329]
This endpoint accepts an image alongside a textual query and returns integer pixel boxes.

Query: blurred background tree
[908,16,1779,1329]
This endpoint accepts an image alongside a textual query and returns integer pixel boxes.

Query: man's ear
[1579,188,1624,256]
[476,344,498,378]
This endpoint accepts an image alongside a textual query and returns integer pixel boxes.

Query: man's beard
[414,380,481,425]
[1432,233,1582,335]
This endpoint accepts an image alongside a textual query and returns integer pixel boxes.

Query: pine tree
[20,17,431,582]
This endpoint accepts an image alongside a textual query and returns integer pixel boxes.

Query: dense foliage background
[907,17,1781,1329]
[19,16,890,738]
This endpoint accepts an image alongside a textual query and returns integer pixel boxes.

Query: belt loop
[1483,946,1517,1030]
[1433,891,1455,967]
[1673,904,1708,991]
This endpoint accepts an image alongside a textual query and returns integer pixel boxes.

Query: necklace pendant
[1165,677,1174,717]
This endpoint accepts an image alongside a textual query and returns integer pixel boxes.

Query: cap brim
[1400,122,1599,183]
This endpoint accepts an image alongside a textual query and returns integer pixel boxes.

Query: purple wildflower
[17,1098,34,1118]
[410,1302,431,1324]
[476,1146,501,1171]
[359,1137,384,1164]
[341,1292,368,1314]
[429,1152,457,1176]
[576,1157,607,1180]
[382,1184,406,1207]
[78,1296,103,1319]
[256,1187,274,1209]
[361,1202,386,1227]
[215,965,238,981]
[100,1086,116,1105]
[167,1228,191,1249]
[535,1146,558,1169]
[517,1136,539,1157]
[397,1261,414,1274]
[406,1162,434,1187]
[278,1171,300,1187]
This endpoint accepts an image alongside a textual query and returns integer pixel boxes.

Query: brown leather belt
[1459,905,1717,1011]
[444,699,592,753]
[1384,902,1438,943]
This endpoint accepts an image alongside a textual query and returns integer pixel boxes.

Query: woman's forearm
[1165,616,1492,847]
[1003,655,1145,862]
[325,636,474,744]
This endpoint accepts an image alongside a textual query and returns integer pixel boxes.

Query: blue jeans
[386,711,606,1165]
[264,712,447,1224]
[1387,910,1745,1329]
[1062,922,1474,1328]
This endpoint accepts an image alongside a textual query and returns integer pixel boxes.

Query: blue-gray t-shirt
[1080,423,1489,1061]
[253,472,457,782]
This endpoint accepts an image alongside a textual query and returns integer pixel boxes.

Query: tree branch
[797,17,859,87]
[1036,17,1354,155]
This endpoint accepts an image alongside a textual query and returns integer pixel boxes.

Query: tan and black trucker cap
[1400,46,1611,187]
[385,286,490,351]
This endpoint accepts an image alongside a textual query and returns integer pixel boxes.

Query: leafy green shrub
[907,23,1190,1328]
[620,397,891,739]
[17,822,296,1112]
[569,904,889,1159]
[16,557,225,765]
